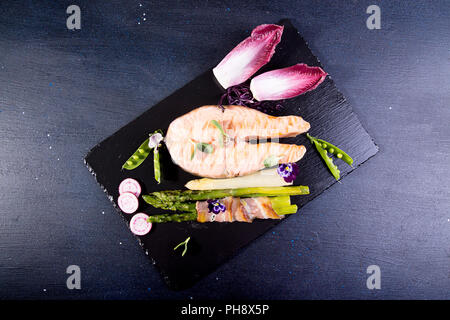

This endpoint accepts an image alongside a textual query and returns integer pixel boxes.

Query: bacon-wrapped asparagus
[144,195,298,223]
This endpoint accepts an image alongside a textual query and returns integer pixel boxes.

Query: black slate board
[84,19,378,290]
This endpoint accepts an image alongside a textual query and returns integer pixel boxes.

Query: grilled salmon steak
[164,105,310,178]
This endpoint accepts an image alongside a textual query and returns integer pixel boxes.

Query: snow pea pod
[122,137,151,170]
[307,133,353,180]
[154,147,161,184]
[312,139,341,180]
[122,130,164,171]
[312,136,353,166]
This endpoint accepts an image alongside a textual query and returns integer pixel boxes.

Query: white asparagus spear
[185,168,291,190]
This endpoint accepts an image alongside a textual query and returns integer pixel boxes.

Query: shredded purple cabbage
[218,83,284,115]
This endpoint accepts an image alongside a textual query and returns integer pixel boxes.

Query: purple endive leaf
[250,63,328,101]
[213,24,284,89]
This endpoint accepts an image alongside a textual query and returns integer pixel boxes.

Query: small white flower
[148,133,163,149]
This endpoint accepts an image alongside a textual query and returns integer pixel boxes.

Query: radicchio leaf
[250,63,328,101]
[213,24,284,89]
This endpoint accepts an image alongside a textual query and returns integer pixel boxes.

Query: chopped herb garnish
[197,142,214,154]
[210,120,228,147]
[174,236,191,257]
[190,141,214,160]
[264,155,282,168]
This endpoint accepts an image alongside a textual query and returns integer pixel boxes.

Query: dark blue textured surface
[0,0,449,299]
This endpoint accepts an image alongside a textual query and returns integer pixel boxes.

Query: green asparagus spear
[142,195,197,212]
[147,186,309,203]
[274,205,298,215]
[269,196,291,209]
[147,212,198,223]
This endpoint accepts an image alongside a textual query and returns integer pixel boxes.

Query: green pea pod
[312,139,340,180]
[313,138,353,166]
[122,138,151,170]
[154,147,161,184]
[122,129,164,171]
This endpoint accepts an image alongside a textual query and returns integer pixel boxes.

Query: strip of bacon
[196,196,283,223]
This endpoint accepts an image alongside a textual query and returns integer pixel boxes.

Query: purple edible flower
[207,199,226,214]
[218,82,284,115]
[277,163,299,183]
[148,132,164,149]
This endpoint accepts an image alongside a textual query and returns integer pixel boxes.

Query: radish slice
[118,192,139,214]
[130,213,152,236]
[119,178,142,197]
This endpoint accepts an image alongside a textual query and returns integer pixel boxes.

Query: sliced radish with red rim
[130,213,152,236]
[118,192,139,214]
[119,178,141,197]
